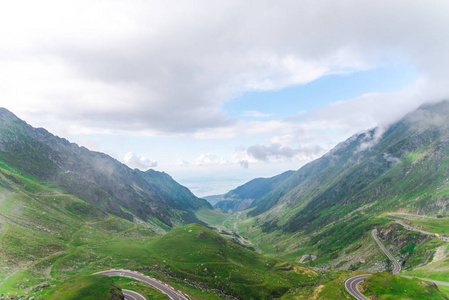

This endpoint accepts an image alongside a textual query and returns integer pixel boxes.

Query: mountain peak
[218,100,449,233]
[0,107,21,122]
[0,108,210,227]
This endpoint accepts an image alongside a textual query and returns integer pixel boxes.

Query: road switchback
[95,269,189,300]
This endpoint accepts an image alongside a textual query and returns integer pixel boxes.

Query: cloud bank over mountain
[1,0,448,136]
[1,0,448,194]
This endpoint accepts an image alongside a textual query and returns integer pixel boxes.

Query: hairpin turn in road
[94,269,189,300]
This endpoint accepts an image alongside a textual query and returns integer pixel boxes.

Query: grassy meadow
[0,161,326,299]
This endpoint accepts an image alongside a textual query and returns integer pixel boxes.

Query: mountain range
[1,102,449,299]
[0,108,211,228]
[215,100,449,258]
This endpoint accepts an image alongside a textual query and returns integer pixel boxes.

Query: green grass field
[362,272,448,300]
[37,275,122,300]
[439,286,449,298]
[411,218,449,235]
[283,270,355,299]
[2,157,448,299]
[0,162,329,299]
[388,213,449,235]
[145,223,323,299]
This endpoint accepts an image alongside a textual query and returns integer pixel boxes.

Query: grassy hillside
[0,160,329,299]
[285,271,449,300]
[390,213,449,235]
[3,102,449,298]
[146,223,323,299]
[199,101,449,273]
[0,161,159,297]
[284,271,369,299]
[0,108,210,228]
[37,275,123,300]
[362,272,448,300]
[38,275,169,300]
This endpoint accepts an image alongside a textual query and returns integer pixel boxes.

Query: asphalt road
[344,274,371,300]
[344,229,401,299]
[371,229,401,274]
[95,269,189,300]
[298,254,317,263]
[123,289,146,300]
[393,218,449,242]
[344,228,449,299]
[401,276,449,287]
[388,212,437,219]
[394,219,434,235]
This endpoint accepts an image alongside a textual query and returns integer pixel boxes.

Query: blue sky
[1,0,448,196]
[227,62,418,120]
[66,61,420,196]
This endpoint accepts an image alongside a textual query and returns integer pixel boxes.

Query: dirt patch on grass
[312,284,325,300]
[294,266,318,276]
[43,265,53,278]
[196,232,209,239]
[432,245,448,263]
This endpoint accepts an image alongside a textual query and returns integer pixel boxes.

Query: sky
[1,0,449,196]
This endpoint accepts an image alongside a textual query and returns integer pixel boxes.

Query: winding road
[392,218,449,242]
[371,229,401,274]
[122,289,146,300]
[394,218,435,235]
[344,227,449,299]
[298,254,317,263]
[344,229,401,299]
[344,274,372,300]
[95,269,189,300]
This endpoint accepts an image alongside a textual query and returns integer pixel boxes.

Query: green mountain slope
[214,170,295,212]
[145,223,325,299]
[0,162,331,299]
[361,272,448,300]
[0,161,154,297]
[0,108,210,227]
[38,275,124,300]
[277,101,449,230]
[216,101,449,266]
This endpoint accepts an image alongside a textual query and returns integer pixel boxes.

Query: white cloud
[124,152,157,170]
[192,151,255,169]
[246,143,325,162]
[2,0,448,137]
[194,153,228,166]
[383,153,401,166]
[2,0,449,197]
[357,125,388,152]
[231,150,256,169]
[241,111,272,118]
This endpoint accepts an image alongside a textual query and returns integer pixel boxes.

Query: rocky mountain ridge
[220,100,449,239]
[0,108,211,227]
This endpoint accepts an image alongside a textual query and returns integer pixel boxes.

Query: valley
[195,207,449,299]
[1,102,449,299]
[0,162,327,299]
[3,0,449,298]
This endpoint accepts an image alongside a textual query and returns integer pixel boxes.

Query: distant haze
[202,195,224,206]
